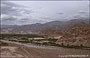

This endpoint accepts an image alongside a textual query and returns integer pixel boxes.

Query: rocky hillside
[40,19,90,47]
[1,19,90,47]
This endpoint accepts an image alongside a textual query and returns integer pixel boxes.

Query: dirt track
[1,45,90,58]
[1,40,90,58]
[20,46,90,58]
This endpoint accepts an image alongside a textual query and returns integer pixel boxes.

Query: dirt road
[1,40,90,58]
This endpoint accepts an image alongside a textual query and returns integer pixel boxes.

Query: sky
[1,1,89,25]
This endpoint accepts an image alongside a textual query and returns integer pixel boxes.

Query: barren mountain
[1,19,89,34]
[1,19,90,47]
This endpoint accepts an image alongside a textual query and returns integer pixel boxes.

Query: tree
[61,43,64,46]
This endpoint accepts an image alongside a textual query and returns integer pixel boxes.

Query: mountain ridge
[1,19,90,34]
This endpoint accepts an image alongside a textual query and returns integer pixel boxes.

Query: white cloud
[1,1,89,25]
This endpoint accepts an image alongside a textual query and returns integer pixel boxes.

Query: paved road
[1,40,90,58]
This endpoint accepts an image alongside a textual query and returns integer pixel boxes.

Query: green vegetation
[34,39,57,42]
[0,41,8,46]
[0,34,44,38]
[56,43,90,50]
[0,34,90,50]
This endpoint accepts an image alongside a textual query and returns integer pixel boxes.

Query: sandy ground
[0,40,90,58]
[0,45,90,58]
[0,46,26,58]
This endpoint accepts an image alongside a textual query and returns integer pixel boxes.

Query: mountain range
[1,19,90,34]
[1,19,90,47]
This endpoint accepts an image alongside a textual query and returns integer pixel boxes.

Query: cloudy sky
[1,1,89,25]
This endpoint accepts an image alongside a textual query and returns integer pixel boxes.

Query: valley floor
[0,42,90,58]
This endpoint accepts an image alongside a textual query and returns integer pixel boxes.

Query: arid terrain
[0,40,90,58]
[1,1,90,58]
